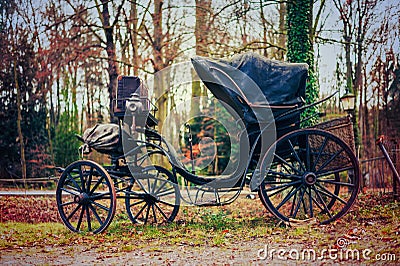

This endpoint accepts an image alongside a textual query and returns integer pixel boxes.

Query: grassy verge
[0,193,399,263]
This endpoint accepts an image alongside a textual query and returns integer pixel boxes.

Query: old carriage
[56,53,360,233]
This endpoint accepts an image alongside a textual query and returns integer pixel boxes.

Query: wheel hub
[144,193,158,204]
[303,172,317,186]
[74,193,89,204]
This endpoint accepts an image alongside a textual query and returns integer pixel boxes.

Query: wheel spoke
[280,162,296,176]
[86,205,92,231]
[315,183,348,205]
[154,203,169,221]
[287,139,306,172]
[60,187,80,196]
[90,191,112,200]
[276,185,302,210]
[311,186,332,218]
[316,166,354,178]
[153,180,168,195]
[129,200,145,208]
[86,167,93,193]
[267,170,302,180]
[90,200,110,212]
[152,204,157,224]
[76,205,85,231]
[292,186,306,218]
[89,176,105,195]
[308,187,314,218]
[305,134,310,171]
[151,178,158,194]
[157,187,176,197]
[289,187,298,216]
[79,165,85,192]
[147,178,151,193]
[66,173,82,192]
[144,204,151,224]
[301,195,308,216]
[309,189,325,212]
[312,136,328,171]
[316,148,344,174]
[317,179,355,187]
[269,183,295,198]
[134,178,147,192]
[67,204,81,221]
[60,201,76,207]
[275,153,302,175]
[263,180,302,193]
[264,179,299,185]
[134,202,148,221]
[88,203,104,224]
[125,190,146,198]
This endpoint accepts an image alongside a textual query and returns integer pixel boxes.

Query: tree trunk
[260,0,268,57]
[363,64,369,158]
[131,0,139,76]
[192,0,211,116]
[152,0,164,72]
[152,0,168,138]
[195,0,211,56]
[14,60,27,184]
[100,0,119,122]
[277,0,286,60]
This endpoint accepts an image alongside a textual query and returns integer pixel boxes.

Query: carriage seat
[77,123,139,157]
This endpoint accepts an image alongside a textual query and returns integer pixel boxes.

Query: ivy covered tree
[286,0,319,126]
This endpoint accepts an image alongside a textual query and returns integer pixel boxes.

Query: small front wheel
[56,160,116,233]
[125,165,180,225]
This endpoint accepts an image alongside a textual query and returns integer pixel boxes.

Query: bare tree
[333,0,381,155]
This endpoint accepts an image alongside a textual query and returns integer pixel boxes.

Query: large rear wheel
[258,129,360,224]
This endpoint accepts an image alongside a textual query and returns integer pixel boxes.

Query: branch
[111,0,125,28]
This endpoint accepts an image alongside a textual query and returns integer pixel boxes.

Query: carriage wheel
[258,129,360,224]
[56,160,116,233]
[125,165,180,225]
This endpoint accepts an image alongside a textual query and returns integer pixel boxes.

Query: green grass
[0,193,399,262]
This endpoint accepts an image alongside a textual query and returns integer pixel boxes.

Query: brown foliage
[0,196,59,223]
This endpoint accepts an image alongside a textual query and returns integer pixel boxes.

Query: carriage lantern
[340,91,356,113]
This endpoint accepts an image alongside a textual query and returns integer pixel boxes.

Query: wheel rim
[125,166,180,225]
[56,160,116,233]
[258,129,360,224]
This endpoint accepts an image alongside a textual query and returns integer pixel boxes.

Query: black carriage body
[191,52,308,163]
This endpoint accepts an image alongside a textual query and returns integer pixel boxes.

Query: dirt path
[2,240,396,265]
[1,245,252,265]
[0,241,322,265]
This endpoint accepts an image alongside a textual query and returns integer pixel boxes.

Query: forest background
[0,0,399,180]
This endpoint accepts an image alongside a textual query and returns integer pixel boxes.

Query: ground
[0,192,399,265]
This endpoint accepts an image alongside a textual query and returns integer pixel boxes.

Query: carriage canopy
[191,52,308,125]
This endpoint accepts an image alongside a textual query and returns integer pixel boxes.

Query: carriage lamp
[340,91,356,112]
